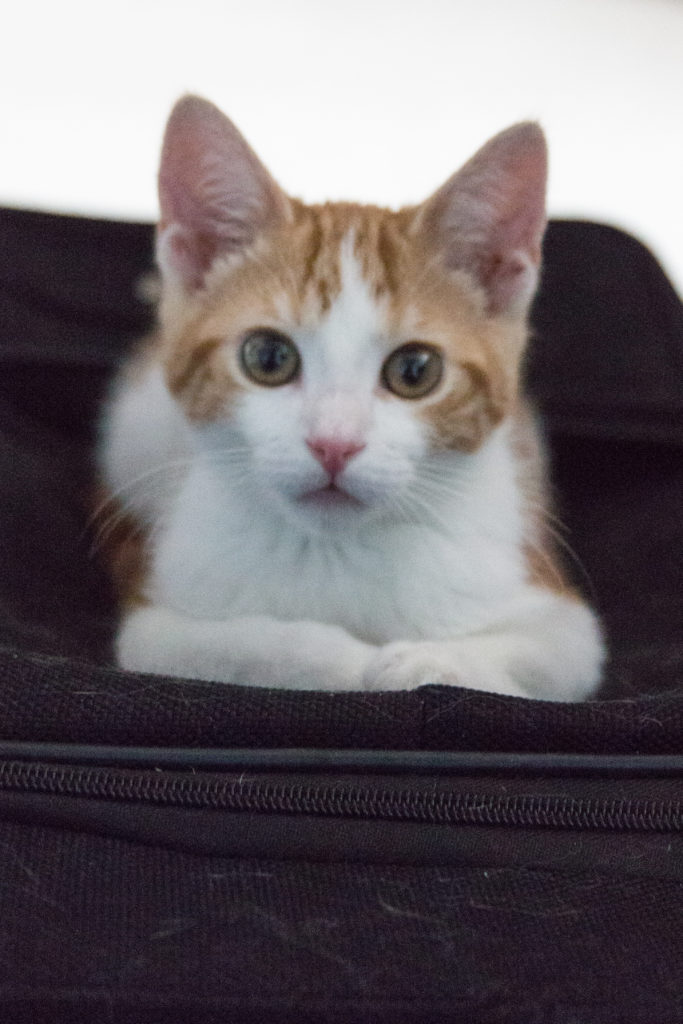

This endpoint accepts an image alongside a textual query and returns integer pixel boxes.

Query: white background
[1,0,681,290]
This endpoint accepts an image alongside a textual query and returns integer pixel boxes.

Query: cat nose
[306,437,366,478]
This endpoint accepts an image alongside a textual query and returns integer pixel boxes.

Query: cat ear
[414,122,547,315]
[157,95,291,290]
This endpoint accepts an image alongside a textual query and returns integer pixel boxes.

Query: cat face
[153,96,547,532]
[183,232,446,529]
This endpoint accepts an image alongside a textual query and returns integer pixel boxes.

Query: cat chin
[270,480,387,533]
[298,485,365,512]
[288,486,373,532]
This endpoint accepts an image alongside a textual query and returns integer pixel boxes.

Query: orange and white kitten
[99,95,604,699]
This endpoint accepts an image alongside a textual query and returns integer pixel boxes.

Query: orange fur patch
[510,404,578,597]
[90,486,150,610]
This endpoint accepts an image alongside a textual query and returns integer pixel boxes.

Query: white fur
[102,248,604,700]
[99,362,190,528]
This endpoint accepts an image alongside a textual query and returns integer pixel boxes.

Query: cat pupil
[260,337,287,372]
[401,352,428,385]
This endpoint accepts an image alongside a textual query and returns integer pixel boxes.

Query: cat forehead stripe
[317,231,388,356]
[290,204,404,315]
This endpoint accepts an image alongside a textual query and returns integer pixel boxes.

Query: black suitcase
[0,207,681,1023]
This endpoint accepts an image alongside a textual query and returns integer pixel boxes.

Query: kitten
[98,95,604,699]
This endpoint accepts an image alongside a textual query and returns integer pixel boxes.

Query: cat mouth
[298,484,364,510]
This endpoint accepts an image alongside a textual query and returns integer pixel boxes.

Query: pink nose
[306,438,366,478]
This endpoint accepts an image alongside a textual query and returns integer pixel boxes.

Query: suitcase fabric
[0,207,681,1023]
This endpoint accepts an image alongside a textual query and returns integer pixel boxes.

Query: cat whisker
[391,486,460,538]
[87,458,193,519]
[88,446,254,531]
[85,458,199,559]
[87,501,146,560]
[202,445,254,466]
[522,533,570,592]
[87,443,260,562]
[413,480,470,508]
[528,519,596,598]
[521,496,572,535]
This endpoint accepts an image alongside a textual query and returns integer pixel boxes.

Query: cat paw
[362,640,526,696]
[362,641,463,692]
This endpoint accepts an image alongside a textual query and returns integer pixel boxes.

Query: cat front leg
[116,605,376,690]
[363,589,605,702]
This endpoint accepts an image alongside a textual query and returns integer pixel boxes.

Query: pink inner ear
[477,249,537,315]
[158,224,221,292]
[420,122,548,315]
[156,95,289,290]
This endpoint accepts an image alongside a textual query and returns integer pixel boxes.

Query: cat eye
[382,343,443,400]
[240,329,301,387]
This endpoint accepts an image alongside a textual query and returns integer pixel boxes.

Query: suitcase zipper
[0,758,680,833]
